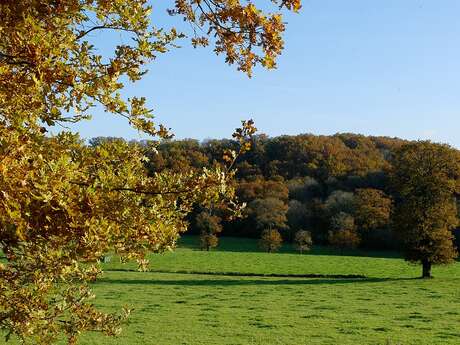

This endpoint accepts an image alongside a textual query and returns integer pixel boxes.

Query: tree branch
[69,181,193,196]
[0,52,32,66]
[76,26,137,40]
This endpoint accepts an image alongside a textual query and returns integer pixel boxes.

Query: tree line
[90,134,460,278]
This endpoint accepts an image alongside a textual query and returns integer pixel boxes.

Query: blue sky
[66,1,460,147]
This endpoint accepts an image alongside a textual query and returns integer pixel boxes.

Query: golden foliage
[259,228,283,253]
[354,188,392,231]
[0,0,284,343]
[169,1,301,76]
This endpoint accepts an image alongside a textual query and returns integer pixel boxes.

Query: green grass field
[7,236,460,344]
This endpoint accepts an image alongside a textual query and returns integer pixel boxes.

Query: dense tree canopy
[391,141,460,278]
[247,197,289,233]
[141,133,460,260]
[138,133,420,244]
[354,188,391,232]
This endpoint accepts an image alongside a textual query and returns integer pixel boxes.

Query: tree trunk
[422,259,432,278]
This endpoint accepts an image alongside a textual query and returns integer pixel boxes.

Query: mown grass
[6,236,460,344]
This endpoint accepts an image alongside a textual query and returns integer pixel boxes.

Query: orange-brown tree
[259,228,283,253]
[0,0,300,343]
[196,211,223,251]
[391,141,460,278]
[354,188,392,232]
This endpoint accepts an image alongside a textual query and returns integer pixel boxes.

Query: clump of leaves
[169,0,302,76]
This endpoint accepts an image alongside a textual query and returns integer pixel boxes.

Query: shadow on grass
[177,235,403,259]
[97,276,418,287]
[105,268,367,279]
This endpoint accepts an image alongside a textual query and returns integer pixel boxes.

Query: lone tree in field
[196,211,223,251]
[259,229,283,253]
[294,230,312,254]
[391,141,460,278]
[0,0,300,343]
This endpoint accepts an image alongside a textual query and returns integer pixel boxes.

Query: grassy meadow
[80,236,460,345]
[7,236,460,344]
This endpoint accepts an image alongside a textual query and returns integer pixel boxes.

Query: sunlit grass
[6,236,460,344]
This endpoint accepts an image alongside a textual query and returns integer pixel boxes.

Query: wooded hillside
[91,133,460,250]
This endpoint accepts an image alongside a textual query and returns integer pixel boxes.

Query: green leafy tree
[391,141,459,278]
[259,229,283,253]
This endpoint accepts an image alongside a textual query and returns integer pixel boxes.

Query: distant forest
[89,133,460,250]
